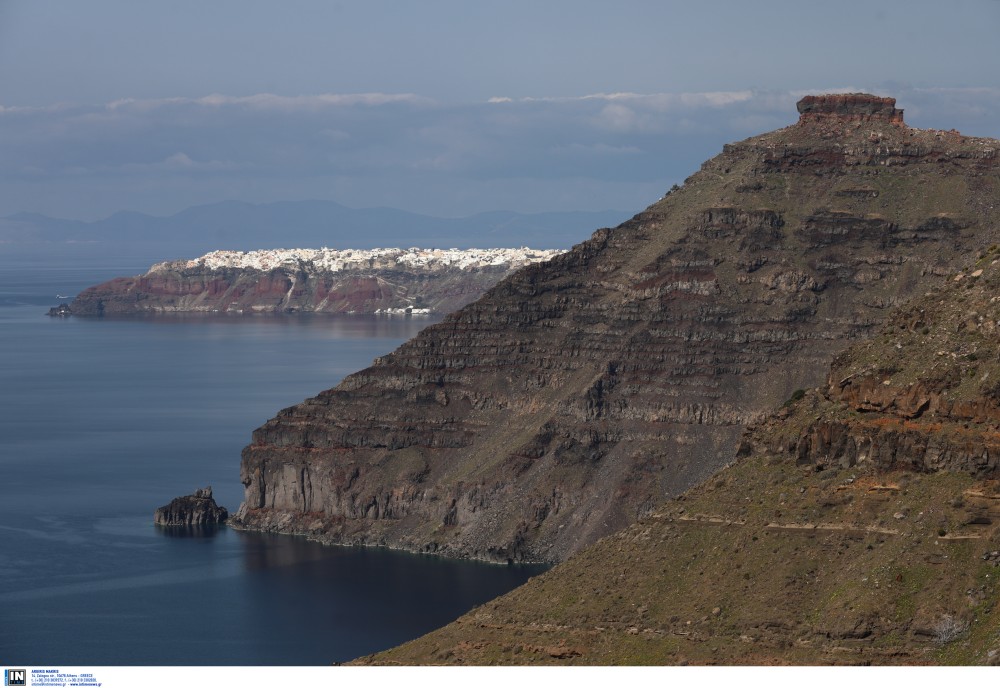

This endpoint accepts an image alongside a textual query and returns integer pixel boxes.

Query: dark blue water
[0,263,544,665]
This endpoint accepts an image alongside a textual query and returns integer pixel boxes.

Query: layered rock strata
[233,94,1000,564]
[357,252,1000,666]
[154,486,229,526]
[63,247,564,316]
[757,246,1000,477]
[796,93,904,124]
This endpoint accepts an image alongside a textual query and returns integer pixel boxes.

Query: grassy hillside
[356,245,1000,665]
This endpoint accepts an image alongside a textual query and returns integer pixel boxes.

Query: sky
[1,0,999,220]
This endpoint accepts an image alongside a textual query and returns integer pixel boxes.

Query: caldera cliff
[360,248,1000,665]
[232,94,1000,564]
[63,247,564,316]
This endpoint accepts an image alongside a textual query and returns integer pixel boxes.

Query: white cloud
[114,153,243,174]
[106,92,432,114]
[3,87,999,219]
[499,89,756,109]
[594,103,640,132]
[0,102,77,116]
[164,152,194,168]
[106,96,189,113]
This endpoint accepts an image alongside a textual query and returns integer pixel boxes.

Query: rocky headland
[59,246,565,316]
[358,247,1000,665]
[154,486,229,526]
[230,94,1000,566]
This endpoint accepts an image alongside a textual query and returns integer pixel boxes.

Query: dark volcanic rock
[796,93,905,124]
[231,94,1000,564]
[154,486,229,526]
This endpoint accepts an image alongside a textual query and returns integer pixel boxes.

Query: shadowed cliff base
[232,93,1000,566]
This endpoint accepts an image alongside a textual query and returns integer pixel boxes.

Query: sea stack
[232,93,1000,564]
[154,486,229,526]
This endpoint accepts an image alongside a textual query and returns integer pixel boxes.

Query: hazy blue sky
[1,0,999,220]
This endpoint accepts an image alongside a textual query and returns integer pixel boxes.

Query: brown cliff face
[66,264,514,316]
[796,93,904,124]
[759,247,1000,478]
[356,252,1000,667]
[232,94,1000,564]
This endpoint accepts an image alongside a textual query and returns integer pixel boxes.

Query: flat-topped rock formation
[231,94,1000,565]
[59,246,565,316]
[154,486,229,526]
[796,93,905,124]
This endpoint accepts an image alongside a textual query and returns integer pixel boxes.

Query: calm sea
[0,262,544,665]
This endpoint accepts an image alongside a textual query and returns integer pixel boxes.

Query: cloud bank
[2,86,998,220]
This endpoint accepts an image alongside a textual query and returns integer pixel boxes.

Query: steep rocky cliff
[357,249,1000,666]
[63,247,563,316]
[761,246,1000,478]
[232,94,1000,565]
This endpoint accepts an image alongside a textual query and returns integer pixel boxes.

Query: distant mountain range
[0,200,631,264]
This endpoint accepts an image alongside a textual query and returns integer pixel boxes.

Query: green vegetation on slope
[355,249,1000,666]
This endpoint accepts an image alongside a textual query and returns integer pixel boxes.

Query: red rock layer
[67,265,512,316]
[797,93,904,124]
